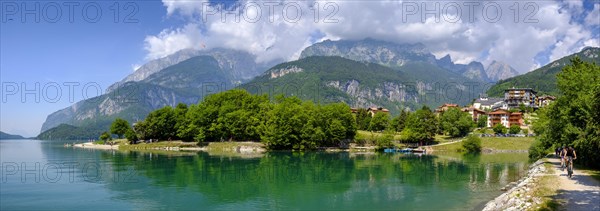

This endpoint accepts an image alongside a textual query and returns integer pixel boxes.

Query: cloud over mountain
[144,0,600,73]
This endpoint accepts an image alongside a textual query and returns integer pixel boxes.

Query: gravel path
[548,157,600,211]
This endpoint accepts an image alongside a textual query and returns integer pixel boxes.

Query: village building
[473,96,504,111]
[504,88,538,109]
[367,107,389,116]
[461,107,486,122]
[537,95,556,107]
[434,103,459,114]
[487,109,523,128]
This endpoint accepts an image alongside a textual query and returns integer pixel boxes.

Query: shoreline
[482,159,548,211]
[73,142,119,150]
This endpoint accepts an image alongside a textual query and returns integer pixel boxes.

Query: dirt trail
[547,157,600,211]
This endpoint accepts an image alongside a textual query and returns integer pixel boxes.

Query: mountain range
[487,47,600,97]
[0,131,26,140]
[40,49,275,135]
[39,39,524,139]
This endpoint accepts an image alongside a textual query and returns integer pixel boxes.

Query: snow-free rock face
[40,49,276,133]
[302,39,502,82]
[300,38,436,67]
[107,48,273,92]
[486,60,519,81]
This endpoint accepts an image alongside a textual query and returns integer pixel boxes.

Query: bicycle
[566,156,575,178]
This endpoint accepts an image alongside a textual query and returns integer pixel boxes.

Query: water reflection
[2,140,530,210]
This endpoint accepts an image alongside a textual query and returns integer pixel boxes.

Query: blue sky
[1,0,599,137]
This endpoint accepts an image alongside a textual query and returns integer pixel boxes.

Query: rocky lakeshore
[482,159,547,211]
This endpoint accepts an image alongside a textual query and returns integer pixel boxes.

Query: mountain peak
[485,60,519,81]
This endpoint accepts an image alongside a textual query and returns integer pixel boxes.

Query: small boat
[412,149,426,153]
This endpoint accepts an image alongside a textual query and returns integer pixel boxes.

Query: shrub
[509,125,521,134]
[461,135,482,153]
[376,130,394,149]
[493,124,507,134]
[528,139,549,160]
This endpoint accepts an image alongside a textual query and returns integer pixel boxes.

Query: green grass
[431,137,535,152]
[205,142,264,152]
[355,130,402,140]
[532,160,560,211]
[93,138,127,145]
[118,141,199,150]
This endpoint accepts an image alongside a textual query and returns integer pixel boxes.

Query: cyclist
[565,146,577,177]
[560,145,566,170]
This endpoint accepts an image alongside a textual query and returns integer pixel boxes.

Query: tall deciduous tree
[533,57,600,167]
[355,108,371,130]
[391,110,409,132]
[369,112,390,132]
[440,108,474,137]
[110,118,131,138]
[402,106,437,142]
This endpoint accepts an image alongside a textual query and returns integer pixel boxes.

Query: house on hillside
[367,107,389,116]
[504,88,538,109]
[537,95,556,107]
[435,103,459,114]
[473,96,504,111]
[487,109,523,128]
[462,107,486,122]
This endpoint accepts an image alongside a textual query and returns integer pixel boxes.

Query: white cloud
[585,3,600,26]
[145,0,599,73]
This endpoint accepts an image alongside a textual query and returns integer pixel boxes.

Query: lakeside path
[547,157,600,211]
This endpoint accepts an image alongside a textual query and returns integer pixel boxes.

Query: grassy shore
[431,137,535,152]
[534,160,560,211]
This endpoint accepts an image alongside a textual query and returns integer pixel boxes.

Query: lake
[0,139,530,210]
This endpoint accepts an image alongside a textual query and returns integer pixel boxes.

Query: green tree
[260,96,306,150]
[133,121,148,140]
[477,115,488,128]
[110,118,131,138]
[355,108,371,130]
[492,124,507,134]
[369,112,390,132]
[508,125,521,134]
[145,106,176,140]
[532,57,600,167]
[376,129,395,149]
[124,129,138,144]
[402,106,438,143]
[440,108,474,137]
[173,103,189,141]
[99,131,111,143]
[518,103,527,113]
[461,135,482,153]
[390,110,409,132]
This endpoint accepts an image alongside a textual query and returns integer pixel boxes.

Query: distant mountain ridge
[0,131,25,140]
[107,48,277,92]
[40,49,273,135]
[300,38,517,83]
[39,38,527,139]
[487,47,600,97]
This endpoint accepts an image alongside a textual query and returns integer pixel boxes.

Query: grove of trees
[122,89,357,150]
[531,58,600,167]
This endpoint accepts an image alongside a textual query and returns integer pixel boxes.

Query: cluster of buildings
[350,88,555,130]
[473,88,556,111]
[438,88,555,129]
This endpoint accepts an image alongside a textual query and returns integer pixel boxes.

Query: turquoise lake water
[0,139,530,210]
